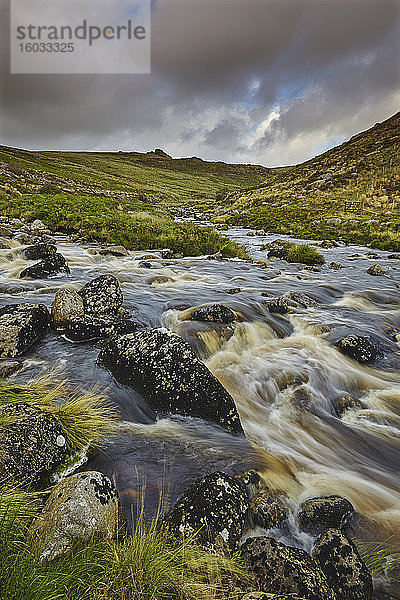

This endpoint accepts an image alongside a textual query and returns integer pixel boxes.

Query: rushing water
[1,228,400,549]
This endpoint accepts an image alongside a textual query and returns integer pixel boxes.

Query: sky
[1,0,399,166]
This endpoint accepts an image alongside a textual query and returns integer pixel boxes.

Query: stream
[1,226,400,550]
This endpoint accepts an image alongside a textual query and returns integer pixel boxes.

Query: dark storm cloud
[0,0,399,165]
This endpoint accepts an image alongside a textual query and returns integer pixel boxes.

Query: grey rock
[312,529,373,600]
[162,471,249,551]
[98,245,129,257]
[51,288,84,326]
[78,274,123,317]
[97,328,243,434]
[29,471,122,561]
[0,403,66,483]
[264,298,289,315]
[298,496,355,535]
[0,303,50,357]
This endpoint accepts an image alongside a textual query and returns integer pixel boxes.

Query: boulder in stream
[97,328,244,434]
[162,471,249,551]
[249,490,291,530]
[51,288,84,326]
[29,471,122,561]
[332,395,364,417]
[241,536,335,600]
[312,529,374,600]
[78,274,123,317]
[367,264,386,276]
[22,243,57,260]
[264,298,289,315]
[0,403,66,483]
[298,495,355,535]
[335,334,382,364]
[64,315,138,342]
[19,253,70,279]
[98,245,129,257]
[189,304,236,323]
[0,303,50,357]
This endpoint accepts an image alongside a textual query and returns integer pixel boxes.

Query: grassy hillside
[213,112,400,250]
[0,146,270,257]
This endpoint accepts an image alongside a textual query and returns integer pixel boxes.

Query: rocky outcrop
[189,304,236,324]
[97,328,244,434]
[0,304,50,357]
[0,403,66,483]
[162,471,249,551]
[241,537,335,600]
[298,495,354,535]
[51,288,84,326]
[335,334,382,364]
[22,243,57,260]
[20,253,70,278]
[64,315,138,342]
[78,274,123,317]
[29,471,122,561]
[312,529,374,600]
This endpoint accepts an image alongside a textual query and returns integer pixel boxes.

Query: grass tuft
[285,242,325,265]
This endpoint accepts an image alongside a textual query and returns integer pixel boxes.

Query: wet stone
[249,490,291,530]
[20,253,70,279]
[312,529,374,600]
[51,288,84,326]
[98,245,129,257]
[0,303,50,358]
[97,328,244,435]
[78,274,123,317]
[335,334,382,364]
[162,471,249,551]
[241,536,335,600]
[0,403,66,483]
[298,495,355,535]
[332,395,364,417]
[189,304,236,323]
[264,298,289,315]
[22,243,57,260]
[64,315,138,342]
[367,264,386,276]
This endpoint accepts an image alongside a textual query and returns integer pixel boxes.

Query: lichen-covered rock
[249,490,290,530]
[20,253,70,278]
[64,315,138,342]
[97,328,243,434]
[298,496,354,535]
[335,334,382,364]
[78,274,123,317]
[98,245,129,257]
[241,537,335,600]
[22,243,57,260]
[51,288,84,326]
[29,471,122,561]
[329,262,343,270]
[367,264,386,276]
[264,298,289,315]
[0,303,50,357]
[266,241,288,260]
[332,395,364,417]
[0,403,66,482]
[284,292,318,308]
[312,529,373,600]
[189,304,236,324]
[162,471,249,551]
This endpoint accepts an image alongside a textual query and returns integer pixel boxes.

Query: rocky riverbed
[1,215,399,599]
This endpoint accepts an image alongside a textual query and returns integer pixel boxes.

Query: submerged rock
[29,471,122,561]
[0,403,66,483]
[367,264,386,276]
[332,395,364,417]
[189,304,236,323]
[0,303,50,357]
[329,262,343,270]
[51,288,84,326]
[312,529,374,600]
[78,274,123,317]
[335,334,382,364]
[241,537,335,600]
[97,328,244,434]
[162,471,249,551]
[284,291,318,308]
[264,298,289,315]
[22,243,57,260]
[298,495,355,535]
[20,253,70,279]
[64,315,138,342]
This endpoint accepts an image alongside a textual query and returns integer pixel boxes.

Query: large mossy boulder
[97,328,243,434]
[240,537,335,600]
[312,529,374,600]
[0,403,66,483]
[162,471,249,551]
[29,471,122,561]
[0,303,50,357]
[20,253,70,279]
[335,334,382,364]
[51,288,84,326]
[78,274,123,317]
[298,496,355,535]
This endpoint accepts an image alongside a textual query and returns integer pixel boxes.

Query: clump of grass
[0,375,117,451]
[356,537,400,582]
[0,485,248,600]
[285,242,325,265]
